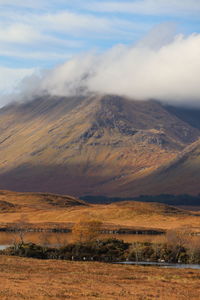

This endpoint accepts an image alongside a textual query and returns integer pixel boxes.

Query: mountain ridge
[0,94,200,197]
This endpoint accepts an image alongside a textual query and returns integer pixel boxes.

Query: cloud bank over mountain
[1,1,200,108]
[13,25,200,108]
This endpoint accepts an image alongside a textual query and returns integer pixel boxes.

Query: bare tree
[72,218,102,243]
[14,214,30,244]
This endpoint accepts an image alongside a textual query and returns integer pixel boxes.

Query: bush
[59,238,130,262]
[1,238,199,264]
[4,243,49,259]
[128,242,193,263]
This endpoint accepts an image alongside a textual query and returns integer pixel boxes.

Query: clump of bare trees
[72,218,102,243]
[128,229,200,263]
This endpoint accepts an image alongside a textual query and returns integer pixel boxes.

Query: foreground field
[0,256,199,300]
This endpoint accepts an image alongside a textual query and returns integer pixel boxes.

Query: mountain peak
[0,94,200,196]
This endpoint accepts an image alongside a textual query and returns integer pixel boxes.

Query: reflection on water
[0,245,9,250]
[1,231,199,248]
[0,231,167,246]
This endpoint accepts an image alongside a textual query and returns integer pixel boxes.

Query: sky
[0,0,200,105]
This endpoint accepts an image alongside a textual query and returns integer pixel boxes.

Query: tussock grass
[0,256,199,299]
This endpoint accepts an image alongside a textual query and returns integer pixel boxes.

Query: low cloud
[0,67,35,106]
[4,25,200,107]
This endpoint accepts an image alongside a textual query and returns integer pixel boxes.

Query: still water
[0,231,167,247]
[1,232,200,269]
[116,262,200,270]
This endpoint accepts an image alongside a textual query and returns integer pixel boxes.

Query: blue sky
[0,0,200,95]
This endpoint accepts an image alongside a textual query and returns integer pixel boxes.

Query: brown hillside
[0,190,87,210]
[118,139,200,197]
[0,94,199,196]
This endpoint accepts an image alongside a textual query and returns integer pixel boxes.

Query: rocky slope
[119,138,200,197]
[0,94,199,196]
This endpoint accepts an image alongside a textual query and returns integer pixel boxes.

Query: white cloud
[0,0,77,8]
[0,0,46,8]
[0,7,148,62]
[0,1,199,108]
[0,24,40,44]
[39,11,131,36]
[0,67,35,106]
[5,10,146,39]
[0,23,82,48]
[87,0,200,16]
[87,33,200,105]
[0,48,72,60]
[17,27,200,107]
[5,0,198,16]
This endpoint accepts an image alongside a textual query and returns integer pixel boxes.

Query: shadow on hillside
[0,163,114,196]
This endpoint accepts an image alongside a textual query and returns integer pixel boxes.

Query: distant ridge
[0,190,87,210]
[81,194,200,206]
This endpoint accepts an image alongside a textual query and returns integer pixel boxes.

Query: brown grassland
[0,190,200,234]
[0,191,199,300]
[0,255,200,300]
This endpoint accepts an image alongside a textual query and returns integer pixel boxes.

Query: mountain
[0,94,200,197]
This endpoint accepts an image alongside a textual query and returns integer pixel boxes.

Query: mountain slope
[119,138,200,197]
[0,94,199,196]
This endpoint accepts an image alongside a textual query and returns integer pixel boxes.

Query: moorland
[0,190,199,233]
[0,256,200,300]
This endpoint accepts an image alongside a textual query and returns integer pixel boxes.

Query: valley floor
[0,256,199,300]
[1,202,200,233]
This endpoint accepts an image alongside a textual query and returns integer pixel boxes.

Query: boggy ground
[0,255,199,300]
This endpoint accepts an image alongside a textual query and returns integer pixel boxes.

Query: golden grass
[0,256,199,300]
[0,191,199,233]
[0,190,85,208]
